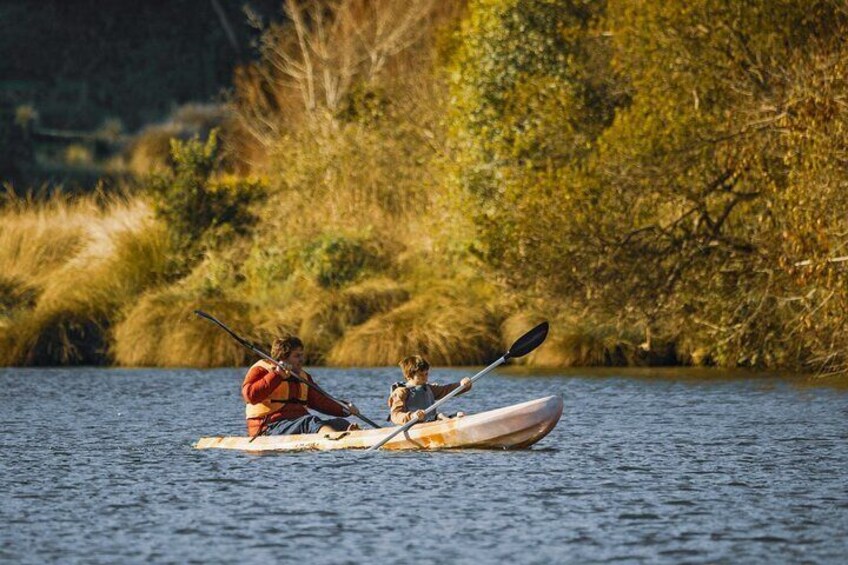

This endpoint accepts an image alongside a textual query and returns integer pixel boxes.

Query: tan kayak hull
[195,395,563,452]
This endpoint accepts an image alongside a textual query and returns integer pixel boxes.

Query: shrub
[147,130,265,270]
[113,287,255,367]
[302,233,388,288]
[125,103,229,175]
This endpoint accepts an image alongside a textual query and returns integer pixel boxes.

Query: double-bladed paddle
[365,321,549,452]
[193,309,382,430]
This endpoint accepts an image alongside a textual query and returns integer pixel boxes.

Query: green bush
[148,129,265,270]
[302,233,388,288]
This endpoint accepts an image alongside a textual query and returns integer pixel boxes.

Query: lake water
[1,367,847,563]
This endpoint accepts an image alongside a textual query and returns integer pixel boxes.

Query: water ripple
[1,368,847,563]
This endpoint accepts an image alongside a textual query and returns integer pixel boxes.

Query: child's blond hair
[399,355,430,380]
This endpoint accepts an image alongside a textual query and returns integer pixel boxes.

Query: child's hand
[413,409,427,421]
[460,377,472,391]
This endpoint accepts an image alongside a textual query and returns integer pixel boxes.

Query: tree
[148,130,265,272]
[449,0,848,371]
[448,0,620,290]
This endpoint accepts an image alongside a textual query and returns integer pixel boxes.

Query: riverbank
[0,190,843,379]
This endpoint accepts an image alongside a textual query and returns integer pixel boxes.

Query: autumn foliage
[2,0,847,375]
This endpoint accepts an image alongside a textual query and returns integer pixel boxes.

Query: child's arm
[388,388,417,425]
[430,378,472,400]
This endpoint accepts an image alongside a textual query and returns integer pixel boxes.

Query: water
[2,367,847,564]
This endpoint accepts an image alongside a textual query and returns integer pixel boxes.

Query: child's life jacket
[389,382,438,422]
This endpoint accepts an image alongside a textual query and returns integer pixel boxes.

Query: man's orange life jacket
[244,360,310,419]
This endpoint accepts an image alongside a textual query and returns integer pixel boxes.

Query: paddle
[365,321,549,452]
[193,309,382,430]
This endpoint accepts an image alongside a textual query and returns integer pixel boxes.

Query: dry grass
[501,310,670,368]
[0,195,97,286]
[297,277,409,362]
[327,285,501,366]
[0,194,171,365]
[113,287,255,367]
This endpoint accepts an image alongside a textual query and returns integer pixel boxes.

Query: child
[387,355,472,425]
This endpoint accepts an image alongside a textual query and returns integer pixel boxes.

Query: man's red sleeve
[242,365,283,404]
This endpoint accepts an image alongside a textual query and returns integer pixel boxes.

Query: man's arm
[304,372,348,417]
[242,365,283,404]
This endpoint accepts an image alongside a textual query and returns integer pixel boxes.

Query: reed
[0,194,171,365]
[327,285,501,366]
[113,287,255,367]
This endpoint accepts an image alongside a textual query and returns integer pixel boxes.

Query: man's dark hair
[271,336,304,360]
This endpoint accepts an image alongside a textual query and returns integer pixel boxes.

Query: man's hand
[346,402,360,416]
[413,409,427,422]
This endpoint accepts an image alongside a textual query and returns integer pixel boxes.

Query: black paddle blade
[505,321,549,359]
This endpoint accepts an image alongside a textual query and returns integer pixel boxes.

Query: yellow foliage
[327,286,500,366]
[113,288,254,367]
[0,195,170,365]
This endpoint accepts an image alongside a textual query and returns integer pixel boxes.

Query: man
[241,335,360,437]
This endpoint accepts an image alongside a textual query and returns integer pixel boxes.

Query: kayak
[195,395,563,452]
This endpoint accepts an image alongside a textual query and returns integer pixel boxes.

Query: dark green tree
[149,130,265,272]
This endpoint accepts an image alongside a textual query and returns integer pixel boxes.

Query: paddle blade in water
[506,321,549,359]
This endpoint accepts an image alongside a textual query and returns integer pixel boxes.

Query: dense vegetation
[1,0,846,376]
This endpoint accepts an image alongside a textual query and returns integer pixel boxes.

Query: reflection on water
[1,367,847,563]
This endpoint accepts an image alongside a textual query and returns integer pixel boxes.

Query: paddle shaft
[365,356,506,452]
[194,310,381,429]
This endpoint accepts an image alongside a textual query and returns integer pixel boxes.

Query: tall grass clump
[296,278,409,363]
[113,287,255,367]
[0,194,171,365]
[327,282,501,366]
[0,193,94,285]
